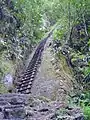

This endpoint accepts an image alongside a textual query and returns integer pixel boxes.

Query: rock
[74,114,84,120]
[55,106,84,120]
[26,110,34,116]
[55,115,84,120]
[3,74,13,89]
[53,40,61,51]
[0,94,29,119]
[0,112,4,119]
[3,107,25,119]
[55,69,60,74]
[0,94,84,120]
[66,107,82,115]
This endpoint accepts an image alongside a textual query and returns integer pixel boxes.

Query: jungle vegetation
[0,0,90,119]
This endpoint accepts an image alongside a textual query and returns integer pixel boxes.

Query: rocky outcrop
[0,93,84,120]
[0,93,28,119]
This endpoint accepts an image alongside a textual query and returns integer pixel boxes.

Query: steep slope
[31,36,74,102]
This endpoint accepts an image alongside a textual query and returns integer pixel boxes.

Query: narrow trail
[16,32,52,94]
[31,36,73,102]
[16,31,73,102]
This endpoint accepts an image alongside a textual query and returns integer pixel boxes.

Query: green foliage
[71,91,90,120]
[53,29,65,41]
[0,0,90,93]
[80,92,90,120]
[83,67,90,75]
[83,106,90,120]
[71,52,85,60]
[83,59,90,75]
[88,39,90,46]
[0,0,45,81]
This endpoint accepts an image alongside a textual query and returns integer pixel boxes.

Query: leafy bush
[83,106,90,120]
[84,67,90,75]
[72,91,90,120]
[54,29,65,40]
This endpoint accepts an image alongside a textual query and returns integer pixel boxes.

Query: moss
[0,52,15,79]
[0,83,8,93]
[57,52,73,75]
[0,53,15,93]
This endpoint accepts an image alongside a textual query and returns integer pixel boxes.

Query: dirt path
[31,36,73,102]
